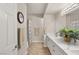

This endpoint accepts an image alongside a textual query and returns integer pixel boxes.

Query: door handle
[12,45,17,51]
[53,49,55,52]
[15,45,18,48]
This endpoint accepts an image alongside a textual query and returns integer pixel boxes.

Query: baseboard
[32,41,43,43]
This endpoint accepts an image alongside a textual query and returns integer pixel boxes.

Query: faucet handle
[55,32,60,37]
[55,32,58,37]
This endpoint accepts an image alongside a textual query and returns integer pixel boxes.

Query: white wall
[28,16,44,42]
[44,14,56,34]
[55,13,66,33]
[17,3,28,55]
[44,13,66,35]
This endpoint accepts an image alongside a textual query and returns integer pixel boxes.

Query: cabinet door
[53,45,63,55]
[54,44,67,55]
[51,41,66,55]
[46,37,55,54]
[46,37,52,49]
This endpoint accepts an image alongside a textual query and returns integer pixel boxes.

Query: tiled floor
[28,42,51,55]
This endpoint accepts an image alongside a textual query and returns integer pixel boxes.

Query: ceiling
[45,3,68,14]
[27,3,69,18]
[27,3,47,17]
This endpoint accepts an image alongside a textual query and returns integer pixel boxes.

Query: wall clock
[17,12,24,24]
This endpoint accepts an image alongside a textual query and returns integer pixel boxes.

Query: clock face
[17,12,24,24]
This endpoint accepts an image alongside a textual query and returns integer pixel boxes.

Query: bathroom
[0,3,79,55]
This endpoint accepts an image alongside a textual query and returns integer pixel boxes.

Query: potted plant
[59,28,71,42]
[59,28,79,43]
[68,29,79,43]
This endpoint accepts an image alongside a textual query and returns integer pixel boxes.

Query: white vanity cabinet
[46,36,67,55]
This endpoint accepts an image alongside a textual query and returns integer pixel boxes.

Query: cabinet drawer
[53,43,67,55]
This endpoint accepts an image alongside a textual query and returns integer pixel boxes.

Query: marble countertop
[46,33,79,55]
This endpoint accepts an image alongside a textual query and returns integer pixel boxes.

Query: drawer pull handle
[53,45,55,47]
[53,49,55,52]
